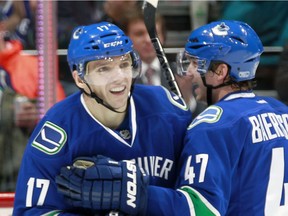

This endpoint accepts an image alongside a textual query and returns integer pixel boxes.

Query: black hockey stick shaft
[143,0,182,97]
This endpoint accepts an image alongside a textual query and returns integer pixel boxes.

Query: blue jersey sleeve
[145,120,226,216]
[12,120,96,215]
[12,94,102,215]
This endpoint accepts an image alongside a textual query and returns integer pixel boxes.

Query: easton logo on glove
[126,160,140,208]
[55,155,149,215]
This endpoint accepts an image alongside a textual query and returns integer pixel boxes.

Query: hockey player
[172,20,288,215]
[55,20,288,215]
[12,22,192,215]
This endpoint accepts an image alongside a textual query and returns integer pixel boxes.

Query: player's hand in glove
[55,155,149,215]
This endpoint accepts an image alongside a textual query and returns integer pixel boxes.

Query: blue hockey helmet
[67,22,141,78]
[178,20,264,82]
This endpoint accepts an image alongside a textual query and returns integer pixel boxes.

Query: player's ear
[215,64,229,81]
[73,71,85,88]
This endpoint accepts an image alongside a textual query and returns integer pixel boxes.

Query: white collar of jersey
[223,91,255,101]
[80,94,137,147]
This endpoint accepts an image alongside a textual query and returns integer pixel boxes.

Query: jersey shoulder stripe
[188,106,223,130]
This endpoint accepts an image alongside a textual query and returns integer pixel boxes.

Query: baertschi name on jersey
[249,113,288,143]
[131,156,173,180]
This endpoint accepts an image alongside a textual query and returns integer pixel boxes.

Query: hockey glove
[55,155,149,215]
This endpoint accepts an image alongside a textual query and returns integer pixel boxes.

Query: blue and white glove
[55,155,149,215]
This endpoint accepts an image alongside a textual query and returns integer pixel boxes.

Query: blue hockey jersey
[13,84,191,215]
[147,91,288,215]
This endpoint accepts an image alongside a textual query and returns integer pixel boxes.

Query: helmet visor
[176,51,210,76]
[84,54,137,86]
[176,51,191,76]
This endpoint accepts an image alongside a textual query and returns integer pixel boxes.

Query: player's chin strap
[81,79,135,114]
[201,76,233,106]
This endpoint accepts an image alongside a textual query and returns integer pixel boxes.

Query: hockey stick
[142,0,182,97]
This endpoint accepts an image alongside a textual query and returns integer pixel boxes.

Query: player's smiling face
[84,54,133,111]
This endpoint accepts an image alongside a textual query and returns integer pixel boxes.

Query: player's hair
[209,62,256,90]
[67,21,141,78]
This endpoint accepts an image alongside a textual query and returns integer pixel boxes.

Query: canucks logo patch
[32,121,67,155]
[188,105,223,130]
[120,129,131,140]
